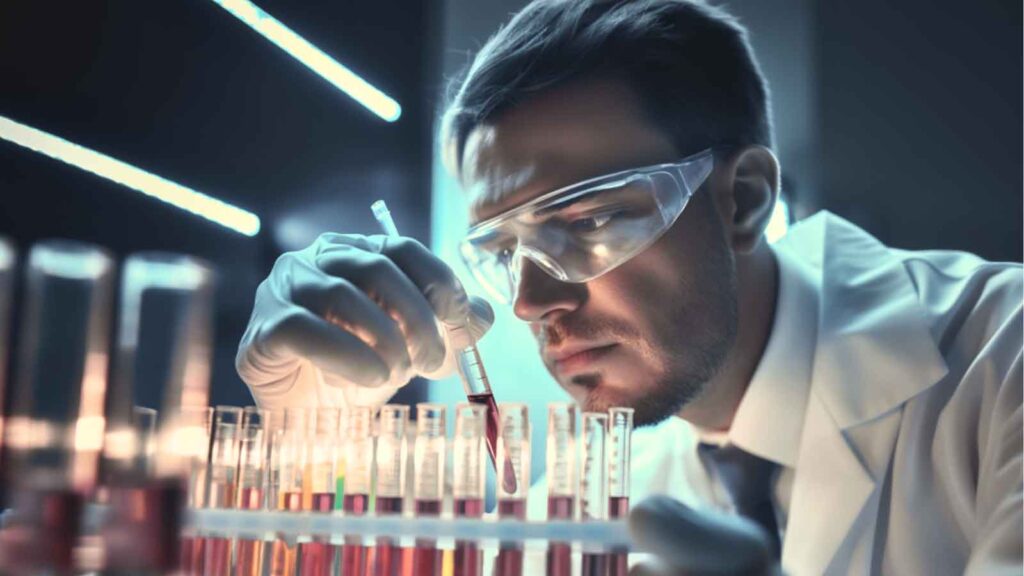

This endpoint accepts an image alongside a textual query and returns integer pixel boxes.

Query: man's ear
[712,145,780,254]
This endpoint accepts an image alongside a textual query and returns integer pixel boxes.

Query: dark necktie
[697,442,782,557]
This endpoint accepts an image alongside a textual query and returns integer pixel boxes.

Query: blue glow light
[0,115,261,237]
[210,0,402,122]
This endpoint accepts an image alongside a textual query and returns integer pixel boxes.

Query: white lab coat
[605,212,1023,575]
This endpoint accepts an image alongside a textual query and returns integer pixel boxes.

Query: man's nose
[512,256,584,322]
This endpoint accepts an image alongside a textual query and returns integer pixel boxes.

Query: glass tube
[0,237,14,497]
[200,406,243,576]
[608,407,634,576]
[453,403,487,576]
[341,406,373,576]
[179,405,214,576]
[545,403,577,576]
[269,407,314,576]
[494,403,530,576]
[412,403,445,576]
[0,240,114,574]
[297,407,341,576]
[580,412,609,576]
[374,405,409,576]
[234,407,267,576]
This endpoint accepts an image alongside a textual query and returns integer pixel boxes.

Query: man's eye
[567,212,616,234]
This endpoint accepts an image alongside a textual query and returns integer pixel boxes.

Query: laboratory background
[0,0,1020,503]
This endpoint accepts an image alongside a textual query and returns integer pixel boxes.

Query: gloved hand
[628,495,780,576]
[236,233,495,410]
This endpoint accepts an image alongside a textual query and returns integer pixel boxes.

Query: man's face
[461,77,738,426]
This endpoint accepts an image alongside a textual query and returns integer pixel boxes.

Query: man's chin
[566,373,695,428]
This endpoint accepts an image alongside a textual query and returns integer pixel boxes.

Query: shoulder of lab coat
[776,211,1022,574]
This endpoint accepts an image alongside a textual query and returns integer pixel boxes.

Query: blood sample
[452,403,487,576]
[545,403,577,576]
[412,403,446,576]
[580,412,609,576]
[495,403,530,576]
[373,405,409,576]
[607,407,635,576]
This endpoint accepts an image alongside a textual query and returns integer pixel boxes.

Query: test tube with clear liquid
[202,406,243,576]
[607,407,634,576]
[297,407,341,576]
[453,403,487,576]
[341,406,374,576]
[412,403,445,576]
[234,407,268,576]
[580,412,609,576]
[179,406,214,576]
[374,404,409,576]
[268,407,314,576]
[545,403,578,576]
[495,403,530,576]
[0,241,115,574]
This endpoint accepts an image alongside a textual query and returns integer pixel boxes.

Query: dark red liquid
[375,495,403,515]
[413,500,441,576]
[466,392,519,495]
[581,553,609,576]
[182,536,205,576]
[498,498,526,520]
[342,493,370,576]
[454,498,483,576]
[374,496,404,576]
[414,499,441,516]
[496,498,526,576]
[103,479,185,572]
[608,496,630,576]
[299,493,337,576]
[203,537,232,576]
[546,497,575,576]
[235,487,264,576]
[608,496,629,519]
[0,488,83,574]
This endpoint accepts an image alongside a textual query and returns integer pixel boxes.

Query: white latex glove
[236,233,495,411]
[628,496,780,576]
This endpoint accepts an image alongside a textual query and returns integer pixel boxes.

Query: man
[236,1,1022,573]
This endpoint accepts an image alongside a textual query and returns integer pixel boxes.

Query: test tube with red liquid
[178,406,214,576]
[495,403,530,576]
[410,403,446,576]
[373,404,409,576]
[341,406,374,576]
[607,407,634,576]
[201,406,243,576]
[268,407,314,576]
[545,403,577,576]
[0,241,115,574]
[580,412,609,576]
[297,407,341,576]
[453,403,487,576]
[233,407,268,576]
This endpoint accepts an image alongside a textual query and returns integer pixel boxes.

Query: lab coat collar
[777,212,950,574]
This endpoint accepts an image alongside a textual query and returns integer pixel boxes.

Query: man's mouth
[547,343,618,375]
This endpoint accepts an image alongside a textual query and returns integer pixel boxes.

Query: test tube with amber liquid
[579,412,609,576]
[373,405,409,576]
[545,403,577,576]
[341,406,373,576]
[453,403,487,576]
[495,403,530,576]
[268,407,313,576]
[233,407,267,576]
[297,407,341,576]
[607,407,634,576]
[411,403,445,576]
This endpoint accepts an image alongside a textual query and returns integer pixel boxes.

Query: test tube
[607,407,634,576]
[580,412,609,576]
[412,403,446,576]
[269,407,314,576]
[0,240,114,574]
[0,237,14,502]
[495,403,530,576]
[545,403,577,576]
[453,403,487,576]
[202,406,243,576]
[234,407,268,576]
[341,406,374,576]
[374,404,409,576]
[179,405,214,576]
[298,407,341,576]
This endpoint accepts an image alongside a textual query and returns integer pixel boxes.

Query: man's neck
[678,243,779,431]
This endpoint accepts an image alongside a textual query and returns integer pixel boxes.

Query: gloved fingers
[377,236,470,325]
[466,295,495,342]
[259,307,390,387]
[629,495,774,576]
[290,275,412,379]
[316,247,446,373]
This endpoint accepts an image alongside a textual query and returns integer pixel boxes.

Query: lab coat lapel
[779,214,949,574]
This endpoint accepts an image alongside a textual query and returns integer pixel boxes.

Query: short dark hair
[442,0,773,174]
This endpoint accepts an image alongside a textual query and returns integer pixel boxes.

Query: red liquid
[374,496,403,576]
[546,496,575,576]
[342,493,370,576]
[0,488,83,574]
[269,492,304,576]
[235,487,264,576]
[182,536,205,576]
[299,492,337,576]
[103,480,185,572]
[413,500,441,576]
[203,537,232,576]
[608,496,629,519]
[454,498,483,576]
[581,553,608,576]
[608,496,630,576]
[498,498,526,520]
[466,392,519,495]
[496,498,526,576]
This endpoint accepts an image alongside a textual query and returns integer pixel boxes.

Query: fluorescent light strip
[0,115,261,237]
[211,0,402,122]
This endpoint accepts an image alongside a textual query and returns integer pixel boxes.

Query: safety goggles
[459,148,715,304]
